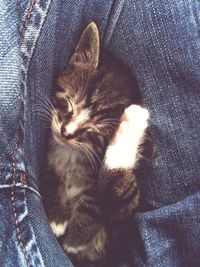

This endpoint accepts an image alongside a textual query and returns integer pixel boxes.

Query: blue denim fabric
[0,0,200,266]
[106,1,200,266]
[0,0,72,266]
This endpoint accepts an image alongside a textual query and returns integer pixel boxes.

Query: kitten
[40,22,154,266]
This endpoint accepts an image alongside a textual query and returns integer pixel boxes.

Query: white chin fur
[104,105,149,169]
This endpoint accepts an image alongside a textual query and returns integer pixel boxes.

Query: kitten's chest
[48,143,95,200]
[63,163,90,196]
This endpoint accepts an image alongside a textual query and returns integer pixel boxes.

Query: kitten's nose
[61,126,67,136]
[61,126,73,139]
[61,121,78,139]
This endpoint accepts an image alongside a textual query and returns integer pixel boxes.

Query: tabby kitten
[41,22,153,266]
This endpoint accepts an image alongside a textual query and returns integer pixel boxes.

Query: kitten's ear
[69,22,100,70]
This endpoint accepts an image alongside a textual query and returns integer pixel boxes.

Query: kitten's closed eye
[53,98,69,113]
[59,109,90,138]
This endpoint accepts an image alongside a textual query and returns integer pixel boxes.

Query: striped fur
[40,22,155,266]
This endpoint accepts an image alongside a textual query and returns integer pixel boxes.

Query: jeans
[0,0,199,266]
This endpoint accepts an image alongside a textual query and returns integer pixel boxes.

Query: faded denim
[0,0,200,266]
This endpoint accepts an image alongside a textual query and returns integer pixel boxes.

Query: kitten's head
[51,22,138,158]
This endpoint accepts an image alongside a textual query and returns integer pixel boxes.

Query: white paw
[104,105,149,169]
[124,104,149,129]
[50,221,68,237]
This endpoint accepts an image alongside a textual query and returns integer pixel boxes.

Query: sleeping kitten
[40,22,154,266]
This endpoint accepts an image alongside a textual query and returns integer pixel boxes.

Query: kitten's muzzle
[61,126,74,140]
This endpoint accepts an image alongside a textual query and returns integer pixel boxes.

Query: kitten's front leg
[40,167,71,240]
[104,104,149,170]
[100,105,149,219]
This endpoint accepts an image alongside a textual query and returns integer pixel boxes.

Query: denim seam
[21,0,53,64]
[20,0,53,113]
[0,183,41,198]
[19,1,52,265]
[21,0,36,38]
[11,134,30,266]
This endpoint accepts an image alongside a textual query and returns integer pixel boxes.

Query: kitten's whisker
[97,124,119,136]
[32,111,53,122]
[72,141,98,171]
[35,97,54,113]
[52,117,61,133]
[32,104,57,116]
[32,108,54,117]
[69,141,90,166]
[52,120,61,134]
[98,124,117,130]
[80,143,99,171]
[84,148,98,171]
[82,146,97,171]
[37,92,54,109]
[98,118,120,124]
[38,122,52,129]
[32,106,57,121]
[32,114,52,121]
[36,92,58,116]
[32,109,54,118]
[85,144,102,169]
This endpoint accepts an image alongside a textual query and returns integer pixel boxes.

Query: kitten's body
[41,22,154,266]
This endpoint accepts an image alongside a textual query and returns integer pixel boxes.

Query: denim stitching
[20,172,26,184]
[21,0,36,38]
[19,3,53,128]
[19,1,52,265]
[21,0,52,88]
[11,134,30,266]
